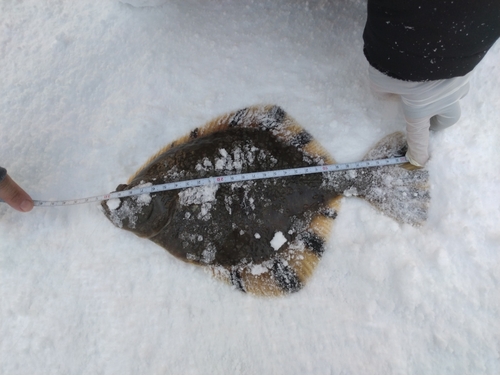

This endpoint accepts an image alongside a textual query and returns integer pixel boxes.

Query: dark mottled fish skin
[190,128,199,139]
[300,232,325,256]
[131,127,334,267]
[290,131,313,148]
[271,259,302,293]
[230,269,246,293]
[101,105,430,296]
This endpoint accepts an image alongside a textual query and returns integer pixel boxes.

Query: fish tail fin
[361,132,430,226]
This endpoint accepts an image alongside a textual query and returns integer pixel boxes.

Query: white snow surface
[1,1,499,374]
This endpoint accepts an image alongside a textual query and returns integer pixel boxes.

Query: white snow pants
[368,66,471,166]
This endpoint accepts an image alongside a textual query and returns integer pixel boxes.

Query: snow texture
[1,1,499,374]
[270,231,287,251]
[178,184,219,221]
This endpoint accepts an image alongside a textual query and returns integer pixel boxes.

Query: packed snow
[178,184,219,220]
[270,231,287,251]
[1,1,499,374]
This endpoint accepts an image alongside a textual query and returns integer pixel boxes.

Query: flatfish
[101,105,429,296]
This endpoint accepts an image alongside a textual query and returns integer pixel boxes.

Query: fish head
[100,183,173,238]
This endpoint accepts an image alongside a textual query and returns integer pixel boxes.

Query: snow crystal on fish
[270,231,287,251]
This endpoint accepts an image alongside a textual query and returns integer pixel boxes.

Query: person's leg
[429,101,462,131]
[368,66,472,166]
[369,67,431,166]
[403,115,431,166]
[400,74,470,165]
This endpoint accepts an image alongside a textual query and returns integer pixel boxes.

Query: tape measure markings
[0,156,407,207]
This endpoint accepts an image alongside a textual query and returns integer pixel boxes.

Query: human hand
[0,169,34,212]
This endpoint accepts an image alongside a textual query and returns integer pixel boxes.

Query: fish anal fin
[287,249,321,284]
[239,267,286,296]
[309,215,335,242]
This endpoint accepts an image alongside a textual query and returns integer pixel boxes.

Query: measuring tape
[0,157,407,207]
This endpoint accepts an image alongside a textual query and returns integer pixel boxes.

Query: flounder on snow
[101,105,429,296]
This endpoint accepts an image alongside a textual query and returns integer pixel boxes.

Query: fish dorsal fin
[128,105,335,183]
